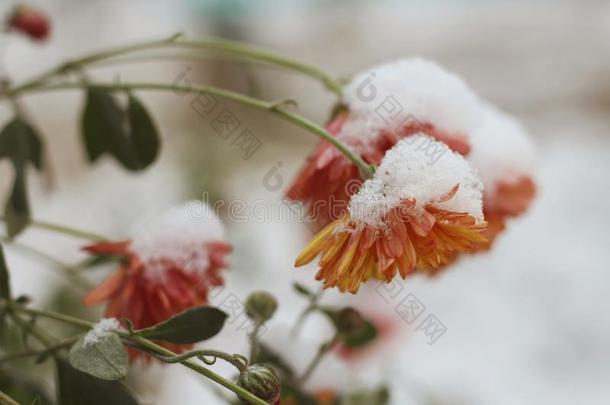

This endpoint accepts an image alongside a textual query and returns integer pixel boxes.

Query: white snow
[468,104,537,193]
[341,58,483,148]
[349,135,484,226]
[130,201,226,279]
[84,318,120,346]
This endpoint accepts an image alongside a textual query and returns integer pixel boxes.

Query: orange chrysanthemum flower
[84,201,231,359]
[287,58,482,229]
[295,135,487,293]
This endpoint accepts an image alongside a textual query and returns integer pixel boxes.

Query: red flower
[287,59,480,229]
[287,110,470,229]
[295,136,487,293]
[9,5,51,41]
[83,202,231,359]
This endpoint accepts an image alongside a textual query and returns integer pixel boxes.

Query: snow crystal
[468,104,537,193]
[84,318,120,346]
[130,201,226,279]
[349,135,484,227]
[341,58,483,147]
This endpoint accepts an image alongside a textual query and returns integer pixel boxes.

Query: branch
[5,33,343,96]
[9,80,374,179]
[9,304,268,405]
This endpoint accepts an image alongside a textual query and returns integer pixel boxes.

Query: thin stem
[297,333,339,385]
[249,323,262,363]
[291,287,325,337]
[128,346,247,373]
[5,34,342,96]
[7,310,54,347]
[17,306,95,329]
[11,80,373,179]
[0,237,92,289]
[126,336,265,405]
[9,305,267,405]
[0,390,20,405]
[0,336,78,364]
[0,216,108,242]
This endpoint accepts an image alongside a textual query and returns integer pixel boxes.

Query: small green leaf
[254,343,295,379]
[68,333,128,381]
[81,88,126,163]
[342,386,390,405]
[0,119,44,168]
[5,168,29,237]
[0,244,10,299]
[81,89,161,171]
[342,319,377,348]
[0,118,45,238]
[127,94,160,169]
[292,282,313,298]
[136,306,227,344]
[55,358,139,405]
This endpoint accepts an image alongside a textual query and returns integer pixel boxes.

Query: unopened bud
[245,291,277,323]
[237,364,281,404]
[334,307,366,336]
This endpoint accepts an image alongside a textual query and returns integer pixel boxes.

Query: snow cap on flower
[129,200,225,280]
[83,318,120,346]
[286,58,485,229]
[83,200,231,360]
[295,136,487,293]
[468,104,536,198]
[341,58,482,150]
[349,134,484,228]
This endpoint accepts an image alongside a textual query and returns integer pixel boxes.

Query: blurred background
[1,0,609,404]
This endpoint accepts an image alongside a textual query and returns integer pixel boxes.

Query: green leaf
[5,168,29,237]
[279,383,318,405]
[127,94,160,169]
[81,89,160,171]
[292,282,314,298]
[136,306,227,344]
[0,244,10,299]
[341,386,390,405]
[254,343,295,379]
[81,88,126,163]
[0,369,52,405]
[0,118,45,238]
[0,119,43,168]
[342,320,378,349]
[55,358,139,405]
[68,333,128,381]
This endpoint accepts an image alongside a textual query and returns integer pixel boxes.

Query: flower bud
[9,5,51,41]
[333,307,366,336]
[237,364,281,404]
[245,291,277,323]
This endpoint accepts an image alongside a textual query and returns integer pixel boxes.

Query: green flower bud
[334,307,366,336]
[237,364,281,404]
[245,291,278,323]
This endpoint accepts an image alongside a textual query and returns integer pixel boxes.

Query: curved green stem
[132,347,248,373]
[6,33,342,96]
[297,333,339,385]
[0,216,108,242]
[11,80,373,179]
[0,336,78,364]
[291,287,325,337]
[10,305,267,405]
